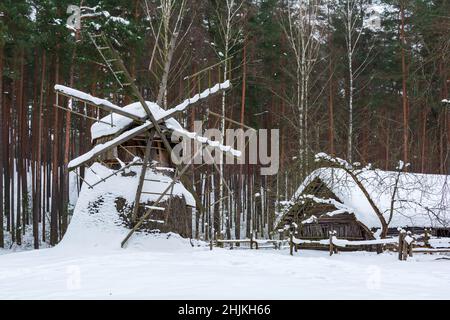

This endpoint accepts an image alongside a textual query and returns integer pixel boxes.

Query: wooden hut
[275,168,450,241]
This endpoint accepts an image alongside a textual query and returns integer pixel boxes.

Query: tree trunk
[0,44,4,248]
[400,2,409,166]
[51,53,60,246]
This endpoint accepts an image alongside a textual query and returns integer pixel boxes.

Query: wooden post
[210,228,213,251]
[289,232,294,256]
[424,228,430,248]
[376,244,383,255]
[329,232,334,256]
[398,230,405,261]
[333,231,339,254]
[407,231,414,258]
[402,240,408,261]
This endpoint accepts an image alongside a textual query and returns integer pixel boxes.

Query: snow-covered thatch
[276,168,450,230]
[91,101,177,141]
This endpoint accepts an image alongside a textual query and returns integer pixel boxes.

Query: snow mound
[59,163,195,252]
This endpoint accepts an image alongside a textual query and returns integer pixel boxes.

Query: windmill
[54,31,241,248]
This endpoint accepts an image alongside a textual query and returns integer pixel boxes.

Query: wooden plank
[55,90,143,122]
[88,158,142,189]
[53,103,114,126]
[413,249,450,253]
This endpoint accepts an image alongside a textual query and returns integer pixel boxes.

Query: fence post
[333,231,339,254]
[407,231,414,258]
[398,229,405,261]
[329,232,334,256]
[402,239,408,261]
[210,227,214,251]
[424,228,430,248]
[289,232,294,256]
[254,232,259,250]
[250,232,254,250]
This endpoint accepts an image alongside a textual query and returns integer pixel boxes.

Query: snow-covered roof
[91,80,231,141]
[277,168,450,230]
[91,101,178,141]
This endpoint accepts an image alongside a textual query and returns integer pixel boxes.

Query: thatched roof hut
[276,168,450,240]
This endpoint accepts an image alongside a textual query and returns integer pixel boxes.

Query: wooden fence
[289,229,450,261]
[212,233,287,250]
[210,229,450,261]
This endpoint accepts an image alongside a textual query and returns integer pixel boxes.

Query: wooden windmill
[54,32,241,247]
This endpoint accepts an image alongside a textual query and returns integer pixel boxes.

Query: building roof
[276,168,450,230]
[91,101,178,141]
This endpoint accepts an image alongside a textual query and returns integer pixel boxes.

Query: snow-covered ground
[0,236,449,300]
[2,161,448,300]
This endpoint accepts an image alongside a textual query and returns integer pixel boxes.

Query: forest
[0,0,449,250]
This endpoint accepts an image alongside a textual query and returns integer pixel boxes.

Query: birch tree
[281,0,323,174]
[145,0,189,109]
[211,0,244,238]
[339,0,374,163]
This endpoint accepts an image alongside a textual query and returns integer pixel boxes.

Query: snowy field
[0,236,449,300]
[1,162,448,300]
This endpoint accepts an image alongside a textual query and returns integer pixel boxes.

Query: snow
[55,85,125,117]
[331,236,398,247]
[301,216,318,225]
[55,161,196,252]
[69,121,153,169]
[1,243,449,299]
[108,16,130,26]
[277,167,450,230]
[90,101,176,141]
[91,80,230,141]
[2,164,449,299]
[164,80,231,119]
[168,123,242,158]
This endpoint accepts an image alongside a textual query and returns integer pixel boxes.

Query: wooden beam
[53,103,115,126]
[55,89,144,122]
[68,122,153,171]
